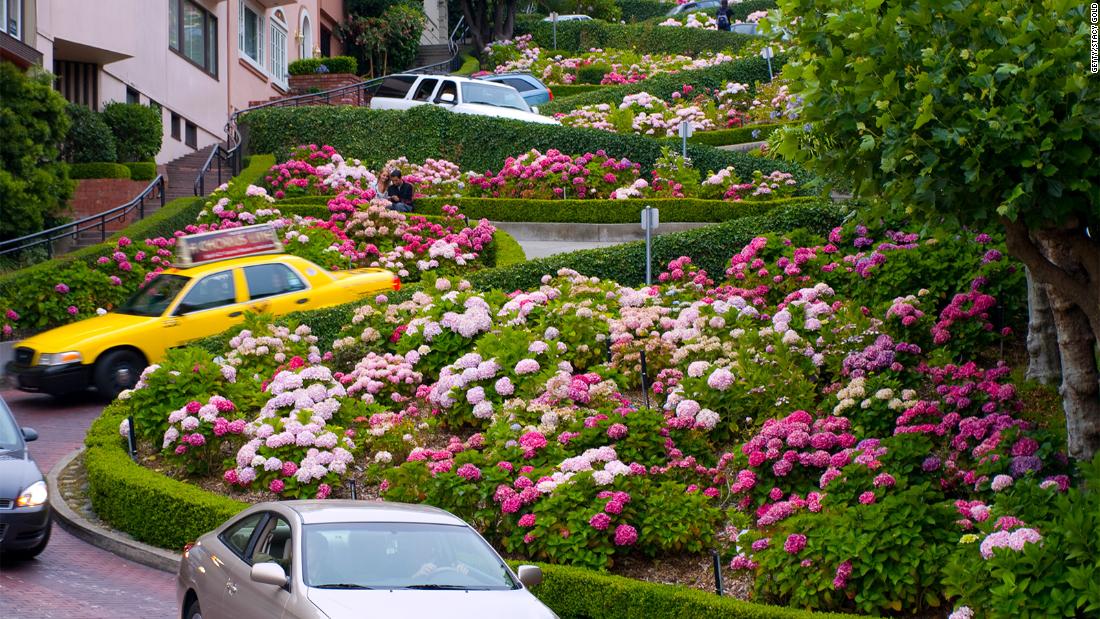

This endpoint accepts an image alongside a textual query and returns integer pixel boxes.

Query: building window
[269,10,288,87]
[54,60,99,110]
[239,1,264,67]
[171,112,182,141]
[319,25,331,58]
[126,87,140,104]
[170,0,218,77]
[185,120,198,149]
[2,0,20,38]
[299,12,313,60]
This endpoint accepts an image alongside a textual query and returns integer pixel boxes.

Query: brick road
[0,389,177,618]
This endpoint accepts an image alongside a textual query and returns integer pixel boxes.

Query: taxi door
[162,268,249,348]
[240,263,312,317]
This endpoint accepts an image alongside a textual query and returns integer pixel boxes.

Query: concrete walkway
[494,221,713,260]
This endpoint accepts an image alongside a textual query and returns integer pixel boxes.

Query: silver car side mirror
[21,427,38,442]
[517,564,542,587]
[251,562,289,587]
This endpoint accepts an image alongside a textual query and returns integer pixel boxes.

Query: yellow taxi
[6,224,398,398]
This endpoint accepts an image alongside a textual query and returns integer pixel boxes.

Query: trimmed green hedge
[513,561,856,619]
[289,56,358,75]
[239,105,811,189]
[548,83,610,98]
[411,196,815,223]
[690,122,789,147]
[514,19,755,55]
[619,0,671,22]
[454,54,480,75]
[542,54,786,115]
[124,161,158,181]
[494,229,526,266]
[69,162,132,179]
[467,201,843,291]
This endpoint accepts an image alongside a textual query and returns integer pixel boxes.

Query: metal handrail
[0,175,166,258]
[193,144,243,196]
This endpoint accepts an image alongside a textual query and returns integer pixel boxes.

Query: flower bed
[87,202,1096,616]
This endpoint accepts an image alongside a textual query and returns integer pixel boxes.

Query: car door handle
[295,298,309,304]
[163,318,179,327]
[228,311,243,317]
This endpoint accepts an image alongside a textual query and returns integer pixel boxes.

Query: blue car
[475,73,553,108]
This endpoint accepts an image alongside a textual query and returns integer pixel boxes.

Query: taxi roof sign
[174,223,283,267]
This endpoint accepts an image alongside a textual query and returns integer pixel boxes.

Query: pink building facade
[10,0,346,163]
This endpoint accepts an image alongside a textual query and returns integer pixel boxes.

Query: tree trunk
[1004,217,1100,461]
[461,0,491,53]
[1024,269,1061,385]
[492,0,506,40]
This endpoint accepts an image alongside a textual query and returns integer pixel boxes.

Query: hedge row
[412,196,815,223]
[288,56,358,76]
[124,161,158,181]
[547,83,609,98]
[455,54,480,75]
[618,0,672,22]
[542,53,786,115]
[689,122,790,147]
[83,401,847,618]
[69,162,132,179]
[514,18,756,55]
[467,200,843,291]
[239,105,811,189]
[514,561,856,619]
[638,0,778,24]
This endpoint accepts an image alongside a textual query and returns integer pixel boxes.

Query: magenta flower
[613,524,638,546]
[66,306,78,315]
[518,514,536,527]
[783,533,807,554]
[858,491,876,505]
[833,560,852,589]
[317,483,332,499]
[269,479,285,493]
[456,463,482,481]
[607,423,628,439]
[55,283,70,294]
[589,513,611,530]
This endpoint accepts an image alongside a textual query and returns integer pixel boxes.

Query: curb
[48,447,182,574]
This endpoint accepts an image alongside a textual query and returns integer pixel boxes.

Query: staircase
[71,145,219,249]
[414,44,454,71]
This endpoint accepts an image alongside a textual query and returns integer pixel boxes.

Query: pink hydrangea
[783,533,807,554]
[613,524,638,546]
[518,514,537,527]
[589,513,611,530]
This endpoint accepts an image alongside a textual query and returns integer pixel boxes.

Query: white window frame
[238,0,265,71]
[269,10,289,88]
[298,11,313,60]
[2,0,22,38]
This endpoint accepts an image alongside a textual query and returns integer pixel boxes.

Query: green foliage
[571,0,623,22]
[454,53,480,75]
[468,201,842,291]
[338,4,425,77]
[942,456,1100,617]
[0,62,75,240]
[515,18,755,55]
[68,162,132,180]
[543,54,784,115]
[101,102,163,162]
[617,0,670,22]
[63,103,117,164]
[690,122,788,147]
[288,55,359,75]
[240,105,811,186]
[547,83,608,98]
[771,0,1098,230]
[123,161,157,181]
[494,229,526,266]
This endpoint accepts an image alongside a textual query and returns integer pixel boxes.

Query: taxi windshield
[117,274,190,316]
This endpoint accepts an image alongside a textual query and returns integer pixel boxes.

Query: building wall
[228,0,322,112]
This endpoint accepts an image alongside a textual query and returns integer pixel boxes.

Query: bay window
[239,1,264,67]
[169,0,218,78]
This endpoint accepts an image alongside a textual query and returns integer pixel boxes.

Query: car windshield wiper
[312,583,375,589]
[399,584,492,590]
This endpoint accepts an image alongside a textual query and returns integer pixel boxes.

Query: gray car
[476,73,554,107]
[177,500,558,619]
[0,396,51,561]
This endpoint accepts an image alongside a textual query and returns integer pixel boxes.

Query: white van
[370,74,560,125]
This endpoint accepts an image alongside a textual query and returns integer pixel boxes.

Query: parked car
[177,500,558,619]
[370,74,560,125]
[666,0,720,16]
[476,72,554,107]
[6,224,399,399]
[542,14,592,22]
[0,396,51,561]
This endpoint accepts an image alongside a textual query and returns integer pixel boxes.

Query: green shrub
[101,102,163,162]
[514,19,755,55]
[509,561,856,619]
[288,55,359,76]
[454,54,480,75]
[542,54,785,115]
[618,0,670,22]
[640,0,779,23]
[123,161,158,181]
[494,229,526,266]
[689,123,789,147]
[63,103,117,164]
[569,0,623,22]
[467,201,842,291]
[412,196,816,223]
[577,64,609,85]
[0,61,75,240]
[239,105,811,188]
[548,83,608,98]
[68,162,132,180]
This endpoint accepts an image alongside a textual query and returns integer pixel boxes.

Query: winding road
[0,389,177,618]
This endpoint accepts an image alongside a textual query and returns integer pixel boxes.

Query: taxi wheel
[93,350,145,399]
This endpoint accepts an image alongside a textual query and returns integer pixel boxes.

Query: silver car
[177,500,557,619]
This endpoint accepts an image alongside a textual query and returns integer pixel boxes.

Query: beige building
[2,0,348,163]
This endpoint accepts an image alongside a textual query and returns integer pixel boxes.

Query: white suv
[369,74,560,125]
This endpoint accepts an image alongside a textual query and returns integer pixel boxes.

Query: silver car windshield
[460,83,530,112]
[303,522,519,590]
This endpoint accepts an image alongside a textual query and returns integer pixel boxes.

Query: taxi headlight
[38,351,83,366]
[17,480,48,508]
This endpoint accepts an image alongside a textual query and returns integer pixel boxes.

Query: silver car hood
[307,587,556,618]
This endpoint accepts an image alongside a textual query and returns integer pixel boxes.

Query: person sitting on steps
[385,169,414,213]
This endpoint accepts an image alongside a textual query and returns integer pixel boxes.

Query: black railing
[0,176,166,258]
[194,144,244,197]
